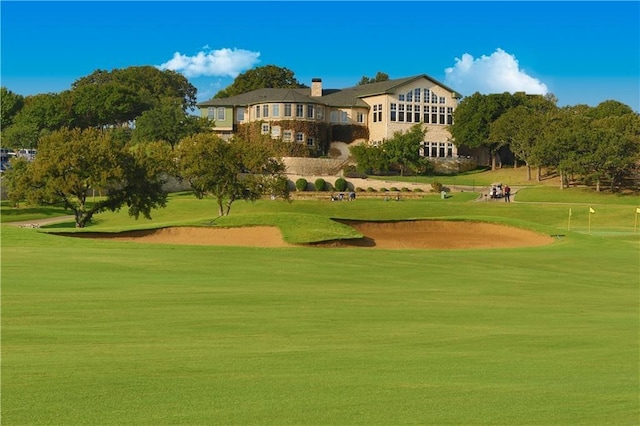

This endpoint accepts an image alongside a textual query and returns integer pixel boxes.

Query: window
[406,91,413,102]
[439,97,446,104]
[237,107,245,121]
[283,130,293,142]
[399,94,405,101]
[296,104,304,117]
[432,93,438,103]
[284,103,292,117]
[414,108,420,123]
[423,105,429,123]
[271,125,281,138]
[255,105,261,118]
[406,105,412,122]
[447,142,453,157]
[341,111,348,123]
[261,123,270,134]
[439,107,445,124]
[272,104,280,117]
[307,137,314,146]
[262,105,269,118]
[317,106,324,120]
[431,106,437,124]
[424,89,430,102]
[330,111,339,122]
[414,88,421,103]
[390,103,397,122]
[377,104,382,122]
[399,104,405,122]
[217,107,225,121]
[295,132,304,143]
[447,107,454,125]
[207,107,215,120]
[357,112,365,123]
[373,105,378,123]
[307,105,314,119]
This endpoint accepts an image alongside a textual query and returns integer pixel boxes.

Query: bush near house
[295,178,308,191]
[334,178,348,192]
[314,178,327,191]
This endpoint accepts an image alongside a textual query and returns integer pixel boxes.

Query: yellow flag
[569,208,572,216]
[589,207,595,214]
[636,207,640,214]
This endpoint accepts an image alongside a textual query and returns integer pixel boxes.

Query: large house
[196,74,463,162]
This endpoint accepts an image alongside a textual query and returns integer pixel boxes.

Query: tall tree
[1,93,71,148]
[539,105,593,189]
[451,92,526,169]
[132,98,210,146]
[587,113,640,191]
[70,82,148,128]
[490,96,557,181]
[72,66,197,111]
[214,65,306,98]
[9,127,171,227]
[176,134,289,217]
[357,72,390,86]
[1,87,25,129]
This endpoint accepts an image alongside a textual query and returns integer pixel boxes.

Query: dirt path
[8,215,75,228]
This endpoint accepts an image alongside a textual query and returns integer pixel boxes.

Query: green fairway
[2,188,638,424]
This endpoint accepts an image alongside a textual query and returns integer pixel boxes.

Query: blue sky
[2,1,639,111]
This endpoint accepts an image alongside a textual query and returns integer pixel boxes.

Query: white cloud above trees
[158,47,260,78]
[444,48,548,96]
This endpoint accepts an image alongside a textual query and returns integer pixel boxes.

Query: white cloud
[444,48,548,97]
[158,47,260,78]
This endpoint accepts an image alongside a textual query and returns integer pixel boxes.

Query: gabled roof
[196,74,462,109]
[197,88,316,107]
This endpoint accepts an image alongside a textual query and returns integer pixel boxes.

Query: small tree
[176,134,289,217]
[383,124,426,176]
[11,127,171,228]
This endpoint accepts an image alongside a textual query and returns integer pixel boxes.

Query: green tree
[451,92,525,170]
[588,100,634,120]
[383,124,426,176]
[2,156,31,207]
[72,66,197,111]
[214,65,306,98]
[1,92,70,148]
[70,82,146,128]
[539,105,594,189]
[11,127,171,227]
[587,113,640,191]
[490,96,557,181]
[357,72,390,86]
[132,99,210,146]
[1,87,25,130]
[349,143,389,175]
[176,134,288,217]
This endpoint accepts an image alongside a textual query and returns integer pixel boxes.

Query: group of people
[331,192,356,202]
[489,184,511,202]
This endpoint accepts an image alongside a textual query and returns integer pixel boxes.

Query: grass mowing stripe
[1,192,638,424]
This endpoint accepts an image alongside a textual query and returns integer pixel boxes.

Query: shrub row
[294,177,350,192]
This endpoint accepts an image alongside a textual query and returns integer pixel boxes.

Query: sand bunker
[61,221,553,249]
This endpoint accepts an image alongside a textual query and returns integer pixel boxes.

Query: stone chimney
[311,78,322,97]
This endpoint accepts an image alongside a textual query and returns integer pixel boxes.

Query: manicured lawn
[2,188,638,424]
